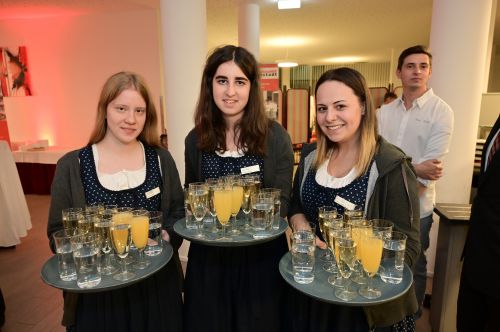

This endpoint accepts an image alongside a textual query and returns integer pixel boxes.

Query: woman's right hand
[315,237,328,249]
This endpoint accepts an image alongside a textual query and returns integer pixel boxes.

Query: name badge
[145,187,161,199]
[241,164,260,174]
[334,195,356,211]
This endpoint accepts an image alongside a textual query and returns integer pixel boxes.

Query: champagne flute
[189,182,209,238]
[334,238,358,301]
[213,184,232,240]
[230,178,243,235]
[349,219,372,284]
[322,214,343,273]
[62,208,83,236]
[241,176,258,228]
[327,227,351,287]
[318,206,337,261]
[206,178,221,233]
[358,231,384,299]
[110,223,135,281]
[94,216,117,275]
[131,209,150,269]
[112,207,134,264]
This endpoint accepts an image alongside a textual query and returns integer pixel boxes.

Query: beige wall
[1,10,161,148]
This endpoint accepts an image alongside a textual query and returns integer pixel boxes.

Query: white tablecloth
[0,141,32,246]
[12,147,71,164]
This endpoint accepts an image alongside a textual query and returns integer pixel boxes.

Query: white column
[159,0,206,262]
[238,2,260,60]
[430,0,493,204]
[159,0,206,184]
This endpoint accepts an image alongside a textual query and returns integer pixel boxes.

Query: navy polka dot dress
[201,151,264,181]
[79,144,162,211]
[301,166,369,241]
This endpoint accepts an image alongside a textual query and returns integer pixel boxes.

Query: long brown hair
[194,45,269,155]
[88,71,160,147]
[313,67,378,177]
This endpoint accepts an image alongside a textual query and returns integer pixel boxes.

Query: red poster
[259,64,279,92]
[1,46,32,97]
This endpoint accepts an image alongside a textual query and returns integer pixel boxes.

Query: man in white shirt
[377,45,454,318]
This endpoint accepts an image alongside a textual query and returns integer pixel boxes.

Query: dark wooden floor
[0,195,431,332]
[0,195,63,332]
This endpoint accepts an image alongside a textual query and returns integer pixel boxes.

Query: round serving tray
[40,243,173,293]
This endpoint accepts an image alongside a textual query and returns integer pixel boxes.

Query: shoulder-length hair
[194,45,269,156]
[88,71,160,147]
[313,67,378,178]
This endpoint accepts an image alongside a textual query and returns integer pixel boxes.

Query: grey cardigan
[289,137,421,328]
[184,120,294,217]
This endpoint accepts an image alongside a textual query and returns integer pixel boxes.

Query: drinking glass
[348,219,372,284]
[260,188,281,230]
[318,206,337,261]
[112,207,134,264]
[53,229,77,281]
[189,182,209,238]
[241,175,259,228]
[370,219,394,240]
[334,238,358,301]
[343,205,364,224]
[145,211,163,256]
[94,216,117,275]
[206,178,222,233]
[62,208,83,236]
[323,214,343,273]
[78,212,97,235]
[213,184,233,240]
[230,178,244,234]
[291,230,316,284]
[71,233,101,289]
[184,188,196,230]
[250,192,274,239]
[358,231,384,299]
[380,231,407,284]
[131,209,150,269]
[110,223,135,281]
[327,227,351,287]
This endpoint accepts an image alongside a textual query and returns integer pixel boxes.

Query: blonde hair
[313,68,378,178]
[88,71,160,147]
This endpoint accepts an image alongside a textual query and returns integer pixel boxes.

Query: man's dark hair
[397,45,432,70]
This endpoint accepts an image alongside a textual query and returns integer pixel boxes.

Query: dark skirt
[73,255,183,332]
[183,235,288,332]
[283,284,369,332]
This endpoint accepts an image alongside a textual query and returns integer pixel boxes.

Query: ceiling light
[276,60,299,68]
[278,0,301,10]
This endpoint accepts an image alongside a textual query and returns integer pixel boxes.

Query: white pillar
[159,0,206,184]
[429,0,493,204]
[238,2,260,60]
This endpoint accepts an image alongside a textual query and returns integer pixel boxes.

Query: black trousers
[457,273,500,332]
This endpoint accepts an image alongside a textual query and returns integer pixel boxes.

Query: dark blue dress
[183,152,288,332]
[285,167,370,332]
[71,145,183,332]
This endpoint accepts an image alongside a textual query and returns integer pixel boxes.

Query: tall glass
[327,227,351,287]
[131,209,150,269]
[213,184,233,240]
[145,211,163,256]
[260,188,281,230]
[110,223,135,281]
[250,192,274,239]
[230,179,243,234]
[334,238,358,301]
[112,207,134,264]
[94,216,117,275]
[343,205,364,223]
[71,233,101,289]
[189,182,209,238]
[359,231,384,299]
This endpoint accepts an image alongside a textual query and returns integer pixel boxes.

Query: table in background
[0,141,32,246]
[430,203,471,332]
[13,147,71,195]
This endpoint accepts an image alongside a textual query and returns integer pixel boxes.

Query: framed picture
[0,46,32,97]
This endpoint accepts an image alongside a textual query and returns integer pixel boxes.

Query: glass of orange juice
[131,209,150,269]
[213,183,232,240]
